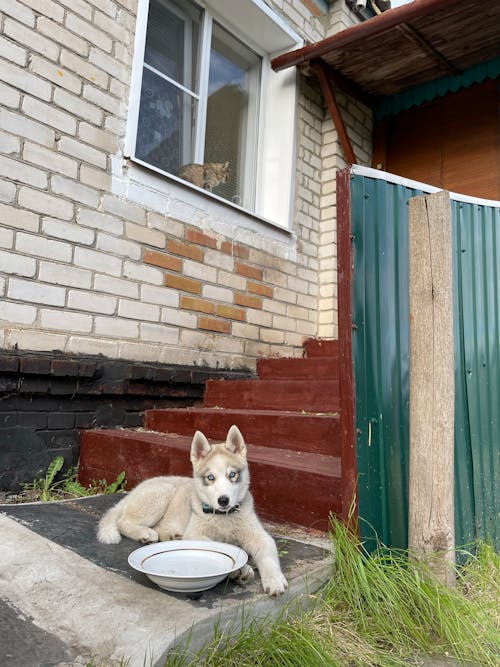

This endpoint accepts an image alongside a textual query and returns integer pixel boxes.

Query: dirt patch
[0,489,80,504]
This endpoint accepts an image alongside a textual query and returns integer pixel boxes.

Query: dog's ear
[225,425,247,458]
[191,430,212,463]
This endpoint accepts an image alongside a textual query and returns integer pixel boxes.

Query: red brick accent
[216,304,245,321]
[198,316,231,333]
[220,241,249,259]
[167,239,204,262]
[248,281,273,298]
[235,261,263,281]
[181,296,215,314]
[186,229,218,249]
[165,274,202,294]
[234,293,263,309]
[144,250,182,272]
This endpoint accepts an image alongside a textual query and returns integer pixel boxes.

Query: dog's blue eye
[206,474,215,482]
[229,471,239,481]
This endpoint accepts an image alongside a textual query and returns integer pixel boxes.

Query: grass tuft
[323,519,499,665]
[163,517,499,667]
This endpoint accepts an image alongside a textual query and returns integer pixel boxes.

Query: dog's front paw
[261,571,288,597]
[230,563,255,586]
[157,529,183,541]
[138,528,159,543]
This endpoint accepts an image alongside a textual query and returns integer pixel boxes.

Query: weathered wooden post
[408,190,455,587]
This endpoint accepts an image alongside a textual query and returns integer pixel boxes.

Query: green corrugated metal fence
[350,166,500,551]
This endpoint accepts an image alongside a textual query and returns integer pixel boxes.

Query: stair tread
[257,356,338,379]
[85,428,340,477]
[147,407,340,418]
[145,407,340,456]
[207,378,339,385]
[80,429,342,529]
[304,339,338,357]
[205,379,339,412]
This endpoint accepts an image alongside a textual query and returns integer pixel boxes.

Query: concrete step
[256,356,338,380]
[1,496,333,666]
[303,338,338,358]
[79,429,341,530]
[144,407,340,456]
[204,379,339,412]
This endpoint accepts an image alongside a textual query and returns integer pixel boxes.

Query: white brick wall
[39,261,92,289]
[8,277,66,306]
[0,249,37,277]
[41,307,93,333]
[18,187,74,219]
[0,0,36,26]
[0,154,47,188]
[41,217,94,245]
[24,143,78,179]
[67,289,116,314]
[74,247,122,276]
[15,232,72,262]
[0,0,367,368]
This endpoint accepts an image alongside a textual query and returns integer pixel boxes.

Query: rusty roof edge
[271,0,464,72]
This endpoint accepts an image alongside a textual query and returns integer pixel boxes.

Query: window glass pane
[144,0,201,92]
[137,0,202,175]
[204,23,261,207]
[136,68,197,174]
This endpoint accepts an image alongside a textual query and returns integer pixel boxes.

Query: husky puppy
[97,425,288,597]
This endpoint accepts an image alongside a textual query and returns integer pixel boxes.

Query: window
[128,0,302,228]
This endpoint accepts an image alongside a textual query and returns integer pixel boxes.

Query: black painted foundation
[0,349,250,492]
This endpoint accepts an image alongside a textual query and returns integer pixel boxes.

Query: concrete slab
[0,496,333,667]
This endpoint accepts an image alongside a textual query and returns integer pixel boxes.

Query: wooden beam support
[312,59,356,165]
[325,65,375,110]
[408,190,455,587]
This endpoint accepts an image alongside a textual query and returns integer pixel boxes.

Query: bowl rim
[128,539,248,580]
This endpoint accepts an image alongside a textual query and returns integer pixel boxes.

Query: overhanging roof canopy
[272,0,500,101]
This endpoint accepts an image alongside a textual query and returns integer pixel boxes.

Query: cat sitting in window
[177,161,229,192]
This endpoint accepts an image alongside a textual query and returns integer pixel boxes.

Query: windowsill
[117,155,296,242]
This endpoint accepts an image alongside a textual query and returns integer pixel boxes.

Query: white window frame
[125,0,302,230]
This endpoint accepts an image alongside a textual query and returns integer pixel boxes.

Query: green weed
[162,518,499,667]
[21,457,126,502]
[321,519,499,665]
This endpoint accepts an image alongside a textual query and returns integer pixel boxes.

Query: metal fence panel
[454,201,500,546]
[350,167,499,551]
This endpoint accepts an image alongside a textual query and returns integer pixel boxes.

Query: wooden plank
[336,168,357,521]
[408,190,455,586]
[397,22,459,76]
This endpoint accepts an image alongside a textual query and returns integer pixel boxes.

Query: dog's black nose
[218,495,230,508]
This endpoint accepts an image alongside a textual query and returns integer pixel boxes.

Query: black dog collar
[201,503,240,515]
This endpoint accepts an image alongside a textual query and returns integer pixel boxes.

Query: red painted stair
[79,339,342,530]
[145,408,340,456]
[203,378,339,412]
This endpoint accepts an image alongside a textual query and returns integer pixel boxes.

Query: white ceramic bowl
[128,540,248,593]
